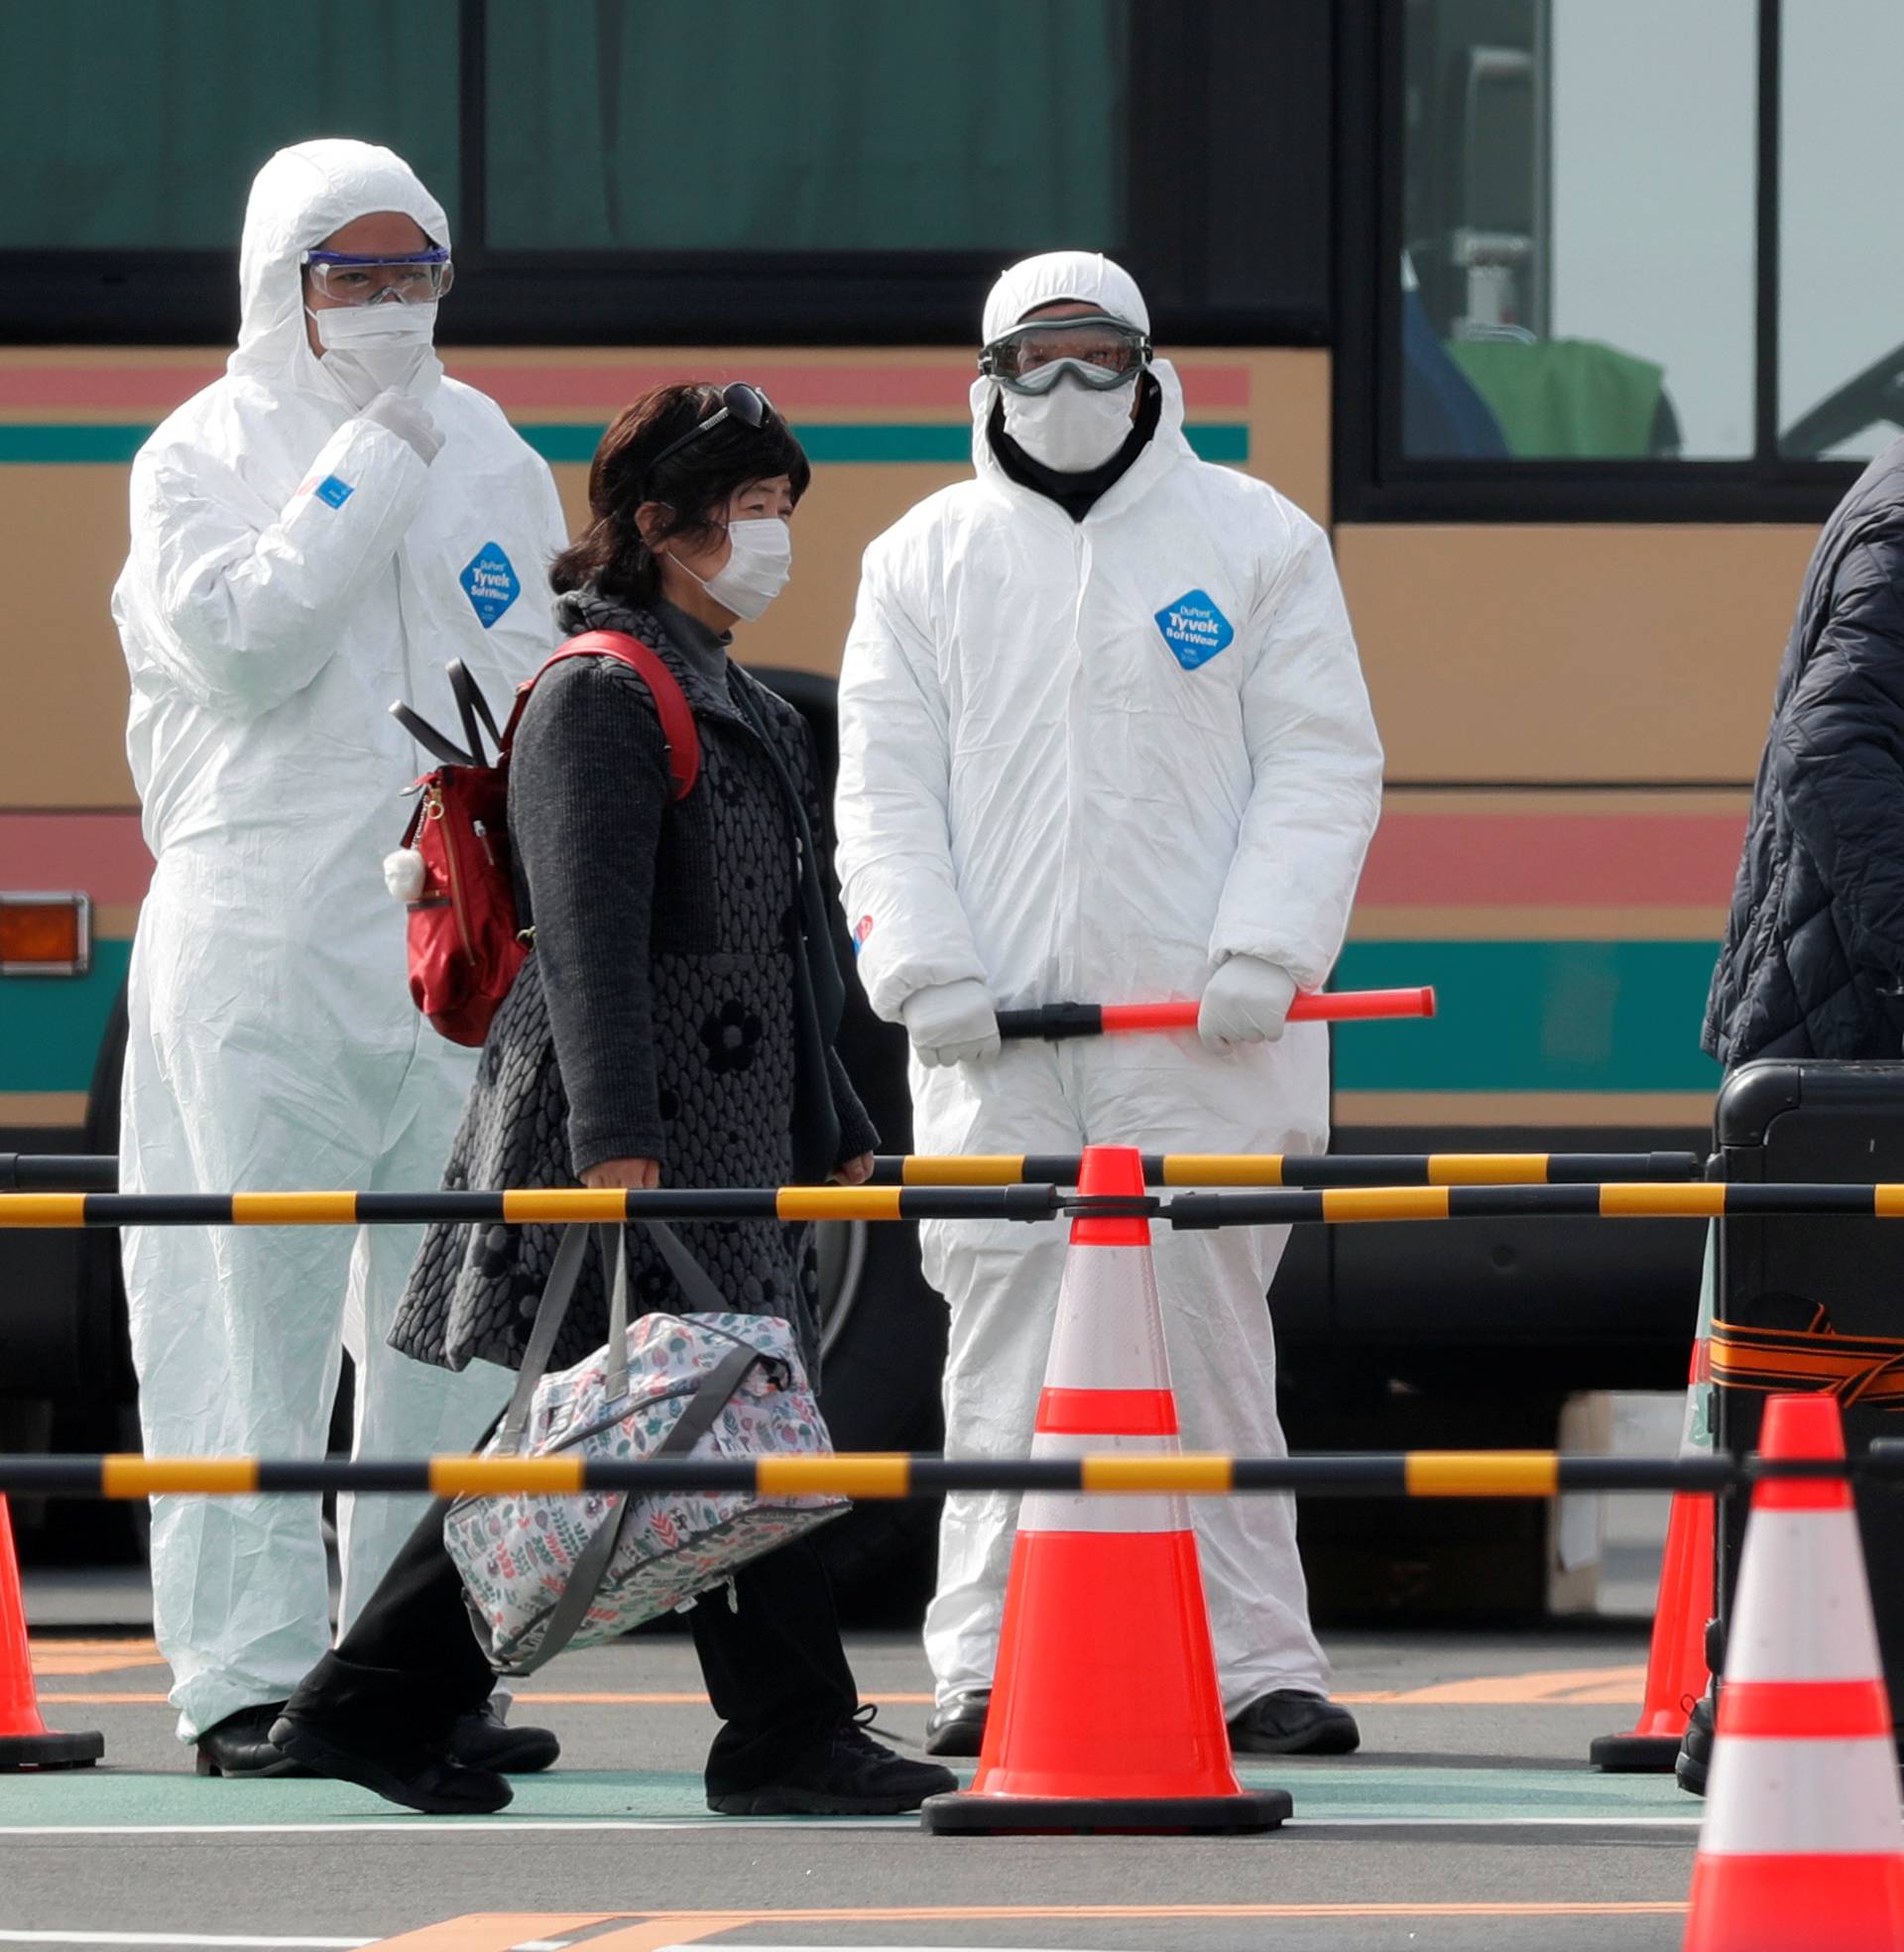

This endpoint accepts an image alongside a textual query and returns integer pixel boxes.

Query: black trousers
[284,1498,858,1793]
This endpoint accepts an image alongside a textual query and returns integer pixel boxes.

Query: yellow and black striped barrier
[1160,1182,1904,1225]
[0,1449,1879,1501]
[9,1181,1904,1229]
[872,1151,1707,1188]
[0,1184,1063,1229]
[3,1150,1710,1197]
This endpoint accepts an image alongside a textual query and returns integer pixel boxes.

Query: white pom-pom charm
[384,847,428,903]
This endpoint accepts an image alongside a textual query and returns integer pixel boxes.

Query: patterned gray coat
[389,593,878,1380]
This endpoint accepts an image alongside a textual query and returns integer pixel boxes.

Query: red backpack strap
[502,630,700,801]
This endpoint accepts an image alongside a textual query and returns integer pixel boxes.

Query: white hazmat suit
[112,141,569,1742]
[834,252,1383,1715]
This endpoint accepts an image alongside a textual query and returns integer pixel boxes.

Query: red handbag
[392,632,699,1046]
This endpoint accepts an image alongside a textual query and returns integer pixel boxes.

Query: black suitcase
[1714,1058,1904,1722]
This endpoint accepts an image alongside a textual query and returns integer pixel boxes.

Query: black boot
[708,1708,958,1816]
[269,1713,512,1816]
[194,1702,309,1779]
[923,1691,990,1758]
[1227,1690,1363,1756]
[1676,1680,1717,1796]
[450,1702,560,1775]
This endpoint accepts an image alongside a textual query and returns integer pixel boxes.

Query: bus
[2,1,1893,1589]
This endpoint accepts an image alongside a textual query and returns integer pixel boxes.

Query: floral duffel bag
[444,1220,847,1674]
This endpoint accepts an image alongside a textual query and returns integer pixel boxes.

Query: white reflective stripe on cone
[1728,1510,1885,1682]
[1042,1244,1173,1396]
[1679,1227,1717,1457]
[1702,1735,1904,1855]
[1020,1428,1190,1536]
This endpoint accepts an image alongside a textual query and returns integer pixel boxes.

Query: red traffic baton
[995,987,1437,1040]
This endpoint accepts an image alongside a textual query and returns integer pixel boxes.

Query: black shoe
[194,1702,310,1778]
[268,1714,512,1816]
[1676,1682,1717,1797]
[1227,1690,1362,1757]
[707,1708,959,1816]
[923,1690,990,1759]
[450,1702,560,1775]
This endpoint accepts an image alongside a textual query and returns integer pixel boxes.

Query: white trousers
[121,922,509,1743]
[912,1032,1332,1716]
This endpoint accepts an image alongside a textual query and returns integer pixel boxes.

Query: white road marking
[0,1813,1700,1837]
[0,1819,899,1837]
[0,1937,570,1952]
[0,1937,372,1948]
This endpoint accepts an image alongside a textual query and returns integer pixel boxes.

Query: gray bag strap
[497,1220,591,1451]
[645,1216,730,1313]
[500,1334,765,1676]
[498,1214,730,1448]
[599,1221,633,1410]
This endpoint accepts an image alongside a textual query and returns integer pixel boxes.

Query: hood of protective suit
[980,249,1150,345]
[232,139,448,395]
[975,250,1158,481]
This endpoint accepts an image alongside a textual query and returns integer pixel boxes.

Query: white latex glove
[900,979,1002,1068]
[361,387,443,464]
[1198,956,1300,1050]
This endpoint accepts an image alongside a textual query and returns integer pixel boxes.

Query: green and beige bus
[3,3,1894,1562]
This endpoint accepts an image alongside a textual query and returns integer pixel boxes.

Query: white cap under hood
[231,139,448,390]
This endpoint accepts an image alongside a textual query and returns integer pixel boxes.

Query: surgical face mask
[307,299,437,404]
[672,517,791,623]
[1000,372,1138,472]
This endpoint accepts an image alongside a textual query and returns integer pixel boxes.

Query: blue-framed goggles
[301,246,453,305]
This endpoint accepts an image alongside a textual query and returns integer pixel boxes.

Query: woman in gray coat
[271,383,954,1820]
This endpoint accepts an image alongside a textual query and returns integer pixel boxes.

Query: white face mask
[307,300,437,406]
[1001,373,1137,472]
[674,518,792,623]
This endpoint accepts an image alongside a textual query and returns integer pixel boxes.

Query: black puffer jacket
[389,593,877,1379]
[1705,437,1904,1065]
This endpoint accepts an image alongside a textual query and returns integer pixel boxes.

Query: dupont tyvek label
[1154,589,1234,671]
[460,542,521,629]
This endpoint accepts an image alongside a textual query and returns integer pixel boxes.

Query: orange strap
[1712,1310,1904,1409]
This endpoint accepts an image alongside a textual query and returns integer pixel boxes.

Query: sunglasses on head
[649,382,775,470]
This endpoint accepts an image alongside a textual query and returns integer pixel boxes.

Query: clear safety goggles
[301,247,454,305]
[979,312,1152,395]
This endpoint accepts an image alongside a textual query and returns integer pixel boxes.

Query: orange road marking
[359,1916,614,1952]
[28,1639,163,1677]
[1373,1664,1649,1706]
[571,1924,748,1952]
[38,1693,169,1704]
[380,1902,1691,1946]
[626,1902,1689,1923]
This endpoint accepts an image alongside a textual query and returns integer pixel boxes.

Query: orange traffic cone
[1682,1393,1904,1951]
[921,1144,1289,1835]
[0,1494,103,1769]
[1592,1331,1715,1769]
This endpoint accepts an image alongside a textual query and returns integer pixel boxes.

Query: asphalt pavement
[2,1396,1701,1950]
[0,1616,1702,1952]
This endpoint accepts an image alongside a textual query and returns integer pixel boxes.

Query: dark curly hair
[548,382,811,607]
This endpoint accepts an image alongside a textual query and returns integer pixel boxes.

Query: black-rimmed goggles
[979,313,1152,395]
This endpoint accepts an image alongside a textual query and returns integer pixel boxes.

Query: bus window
[1400,0,1755,461]
[483,0,1130,254]
[0,0,459,250]
[1779,0,1904,460]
